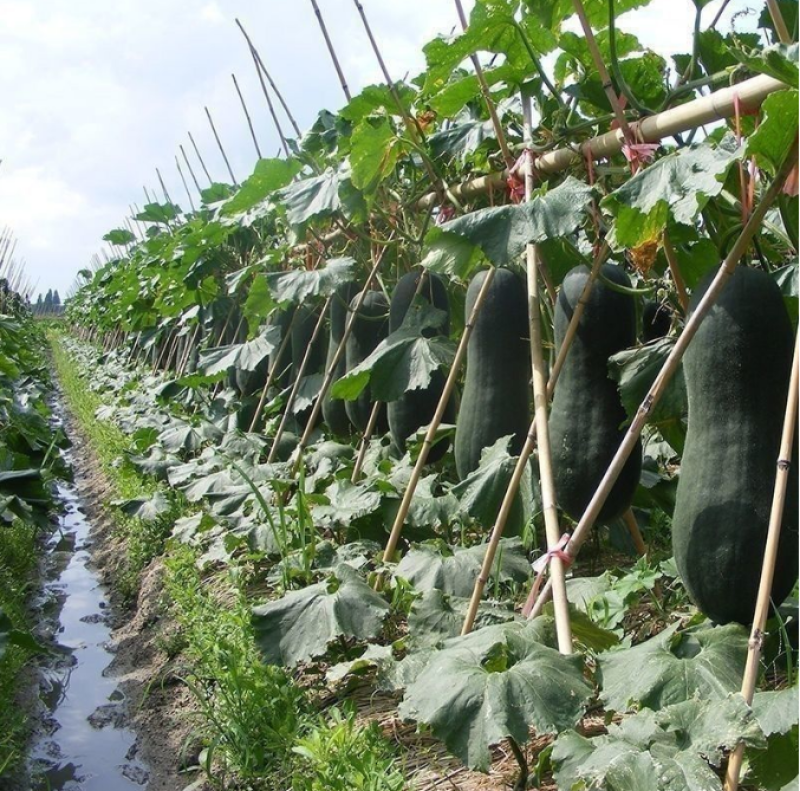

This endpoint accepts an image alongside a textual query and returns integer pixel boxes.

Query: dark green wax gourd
[290,303,328,429]
[454,268,530,479]
[387,272,456,463]
[322,282,360,435]
[345,291,390,432]
[672,266,798,625]
[549,264,642,523]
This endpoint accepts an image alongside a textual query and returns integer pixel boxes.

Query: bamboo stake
[622,508,647,556]
[418,75,786,210]
[236,19,291,156]
[767,0,792,43]
[176,156,197,214]
[268,298,332,463]
[232,72,263,159]
[291,237,396,476]
[724,328,799,791]
[453,0,512,166]
[309,0,352,101]
[351,400,382,482]
[247,311,298,433]
[205,106,237,186]
[188,131,214,186]
[526,137,799,619]
[177,322,201,377]
[661,233,690,312]
[571,0,634,139]
[156,168,173,205]
[381,267,497,565]
[180,144,203,193]
[235,19,301,138]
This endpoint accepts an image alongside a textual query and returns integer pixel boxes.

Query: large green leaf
[349,118,401,193]
[196,326,281,376]
[428,119,497,163]
[398,619,592,770]
[734,43,799,89]
[393,537,531,598]
[407,589,516,648]
[330,300,456,402]
[265,257,355,305]
[251,565,389,667]
[115,491,171,522]
[752,688,799,737]
[553,696,765,791]
[135,202,180,224]
[439,177,593,267]
[221,157,302,216]
[598,622,748,712]
[608,337,687,453]
[419,227,485,281]
[451,435,540,530]
[746,89,799,176]
[602,137,740,249]
[103,228,136,245]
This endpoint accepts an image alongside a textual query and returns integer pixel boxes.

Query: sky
[0,0,762,299]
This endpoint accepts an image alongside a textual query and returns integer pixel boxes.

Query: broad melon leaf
[598,622,748,712]
[275,167,352,228]
[420,227,485,281]
[393,537,531,598]
[451,434,540,530]
[312,480,383,528]
[602,137,740,249]
[407,589,516,648]
[608,337,687,453]
[733,43,799,89]
[196,326,281,376]
[553,696,764,791]
[115,491,171,522]
[439,177,593,267]
[746,89,799,176]
[135,201,180,224]
[252,565,390,667]
[349,118,401,193]
[103,228,135,245]
[221,157,302,217]
[428,119,497,163]
[399,620,592,770]
[752,687,800,736]
[265,257,355,305]
[330,301,455,402]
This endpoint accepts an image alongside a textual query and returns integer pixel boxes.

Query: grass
[0,520,39,776]
[50,332,184,600]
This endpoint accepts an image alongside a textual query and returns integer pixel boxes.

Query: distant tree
[36,294,42,306]
[53,290,61,306]
[44,289,53,308]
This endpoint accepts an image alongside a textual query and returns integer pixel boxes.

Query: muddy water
[27,434,149,790]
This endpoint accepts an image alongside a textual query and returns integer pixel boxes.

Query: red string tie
[532,532,573,575]
[621,141,659,170]
[507,149,534,204]
[435,204,456,226]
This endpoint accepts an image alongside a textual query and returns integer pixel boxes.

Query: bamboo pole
[351,400,382,482]
[232,72,263,159]
[525,137,799,619]
[291,238,396,476]
[268,298,332,463]
[188,131,214,186]
[309,0,352,101]
[418,75,786,209]
[156,167,174,205]
[661,234,690,312]
[180,144,203,193]
[381,267,497,565]
[622,508,647,556]
[767,0,792,43]
[724,328,799,791]
[235,19,302,138]
[236,19,290,156]
[247,311,298,433]
[205,106,237,186]
[176,156,197,214]
[453,0,512,166]
[176,322,201,377]
[527,241,573,653]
